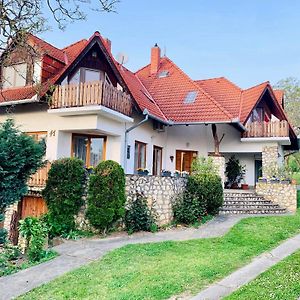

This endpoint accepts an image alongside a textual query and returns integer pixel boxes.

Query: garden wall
[256,182,297,213]
[126,175,187,225]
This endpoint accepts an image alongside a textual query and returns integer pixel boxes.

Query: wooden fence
[243,120,289,138]
[51,81,132,116]
[27,162,51,188]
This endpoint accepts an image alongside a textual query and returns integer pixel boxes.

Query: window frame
[2,62,28,88]
[71,133,107,167]
[152,145,163,175]
[134,140,147,171]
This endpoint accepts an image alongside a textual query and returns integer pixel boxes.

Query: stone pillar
[262,144,279,179]
[3,203,18,232]
[210,155,226,185]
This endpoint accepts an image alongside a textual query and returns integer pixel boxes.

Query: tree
[0,119,45,240]
[0,0,120,58]
[274,77,300,130]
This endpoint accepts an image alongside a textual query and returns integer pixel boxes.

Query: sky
[40,0,300,89]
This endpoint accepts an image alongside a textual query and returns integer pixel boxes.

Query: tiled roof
[0,85,37,103]
[195,77,242,118]
[136,57,233,123]
[239,82,269,123]
[273,89,284,107]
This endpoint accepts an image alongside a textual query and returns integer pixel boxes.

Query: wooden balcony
[28,162,51,188]
[50,81,132,116]
[243,120,289,138]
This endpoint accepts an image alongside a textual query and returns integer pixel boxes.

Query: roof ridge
[243,81,269,92]
[134,62,151,75]
[194,77,224,82]
[62,39,87,51]
[163,57,234,120]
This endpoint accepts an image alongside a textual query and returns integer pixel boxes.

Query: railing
[243,120,289,138]
[51,81,132,116]
[27,162,51,188]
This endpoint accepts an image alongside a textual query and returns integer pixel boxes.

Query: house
[0,31,298,190]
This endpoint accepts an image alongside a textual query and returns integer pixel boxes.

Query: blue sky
[41,0,300,88]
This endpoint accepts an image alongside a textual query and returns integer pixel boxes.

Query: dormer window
[2,63,27,88]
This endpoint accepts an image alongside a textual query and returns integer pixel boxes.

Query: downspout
[124,109,149,173]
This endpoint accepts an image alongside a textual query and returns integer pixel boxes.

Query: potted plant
[225,156,246,189]
[258,177,267,183]
[174,170,181,178]
[270,176,280,183]
[181,171,189,178]
[161,169,171,177]
[137,168,149,176]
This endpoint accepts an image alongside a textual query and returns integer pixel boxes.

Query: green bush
[173,191,207,224]
[125,193,157,234]
[173,156,223,224]
[42,158,86,237]
[225,155,245,187]
[0,119,45,239]
[0,228,7,245]
[19,217,48,262]
[86,160,126,232]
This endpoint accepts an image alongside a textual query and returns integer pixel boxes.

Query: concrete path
[192,233,300,300]
[0,215,243,300]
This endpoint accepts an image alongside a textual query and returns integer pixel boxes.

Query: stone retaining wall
[126,175,187,225]
[256,182,297,213]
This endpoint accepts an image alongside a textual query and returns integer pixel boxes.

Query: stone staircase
[220,190,287,215]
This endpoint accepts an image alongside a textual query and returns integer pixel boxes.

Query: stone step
[222,204,281,210]
[224,199,272,204]
[224,197,265,201]
[223,201,275,207]
[224,193,261,198]
[219,207,286,215]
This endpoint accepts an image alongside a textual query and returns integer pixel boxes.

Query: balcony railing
[243,120,289,138]
[50,81,132,116]
[28,162,51,188]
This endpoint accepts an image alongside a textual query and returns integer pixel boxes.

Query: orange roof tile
[136,57,233,123]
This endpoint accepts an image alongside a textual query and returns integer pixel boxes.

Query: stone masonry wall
[262,144,279,179]
[126,175,187,225]
[210,155,226,185]
[256,182,297,213]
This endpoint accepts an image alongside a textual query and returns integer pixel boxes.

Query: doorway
[153,146,163,175]
[176,150,198,173]
[255,160,262,183]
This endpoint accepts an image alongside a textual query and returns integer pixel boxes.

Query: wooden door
[176,150,198,173]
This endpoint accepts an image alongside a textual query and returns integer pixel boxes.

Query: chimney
[150,43,160,74]
[105,38,111,53]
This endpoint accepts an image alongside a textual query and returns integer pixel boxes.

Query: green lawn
[225,250,300,300]
[19,212,300,300]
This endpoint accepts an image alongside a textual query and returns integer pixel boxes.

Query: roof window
[158,70,169,78]
[184,91,198,104]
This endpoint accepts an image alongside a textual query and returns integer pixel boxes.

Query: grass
[225,250,300,300]
[19,212,300,300]
[297,190,300,208]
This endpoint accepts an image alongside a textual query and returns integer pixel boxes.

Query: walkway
[192,233,300,300]
[0,215,243,300]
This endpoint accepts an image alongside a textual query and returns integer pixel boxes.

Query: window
[26,132,47,142]
[153,146,162,175]
[105,73,112,85]
[85,69,101,82]
[72,134,106,167]
[134,141,146,171]
[251,108,264,122]
[158,70,169,78]
[68,68,104,84]
[184,91,198,104]
[2,63,27,88]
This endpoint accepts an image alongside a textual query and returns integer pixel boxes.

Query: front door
[176,150,198,173]
[153,146,162,175]
[255,160,262,183]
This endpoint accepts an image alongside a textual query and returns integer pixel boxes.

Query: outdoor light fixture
[170,155,174,162]
[92,51,97,58]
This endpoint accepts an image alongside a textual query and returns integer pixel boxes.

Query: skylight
[184,91,198,104]
[158,70,169,78]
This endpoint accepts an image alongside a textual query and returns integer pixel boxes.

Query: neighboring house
[0,32,298,188]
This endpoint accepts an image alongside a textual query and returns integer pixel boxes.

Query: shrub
[19,217,48,262]
[86,160,126,232]
[42,158,86,237]
[190,173,223,215]
[0,228,7,245]
[173,191,206,224]
[125,193,157,234]
[0,119,45,238]
[173,156,224,224]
